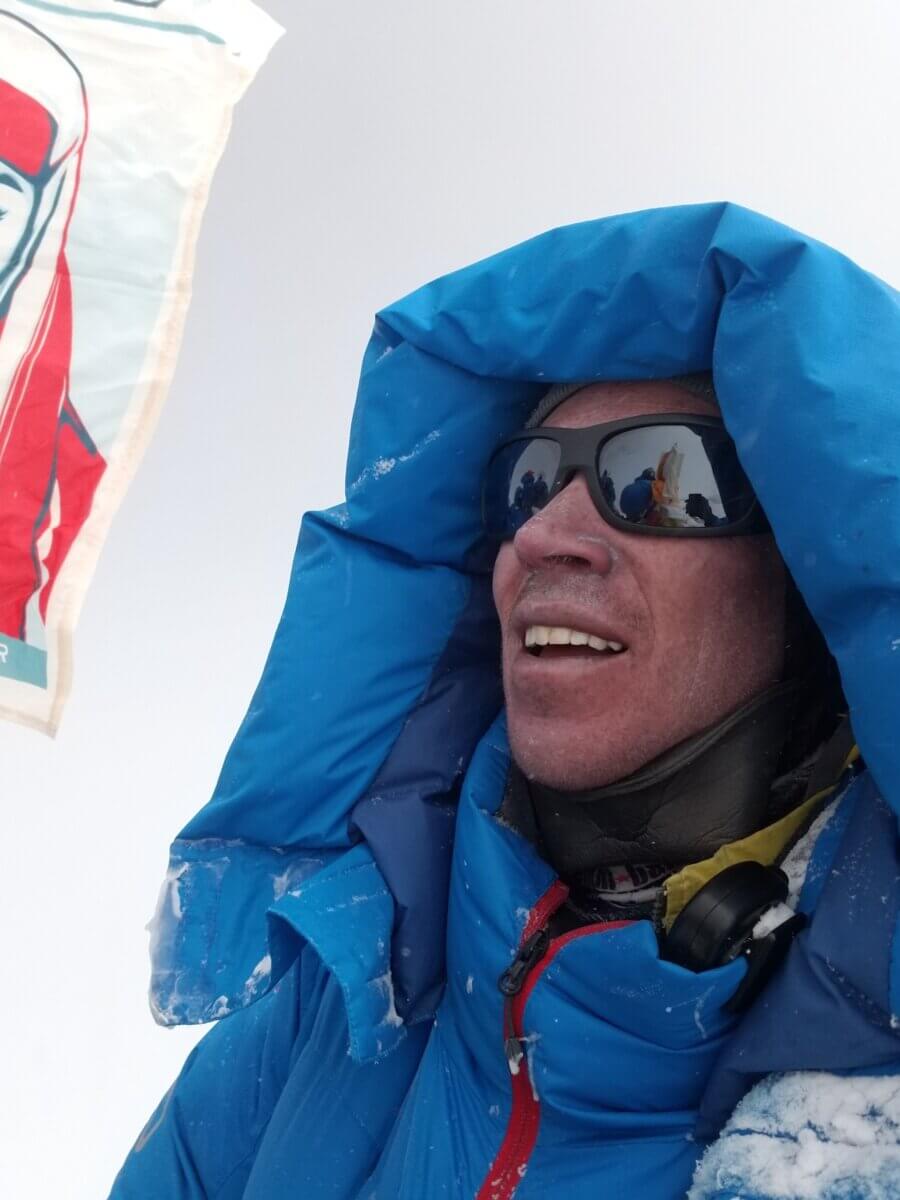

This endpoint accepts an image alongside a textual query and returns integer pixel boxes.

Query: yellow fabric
[662,744,859,930]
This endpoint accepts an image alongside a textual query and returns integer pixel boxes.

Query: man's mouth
[522,624,627,659]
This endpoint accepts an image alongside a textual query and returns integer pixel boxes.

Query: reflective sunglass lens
[484,438,561,537]
[596,425,756,530]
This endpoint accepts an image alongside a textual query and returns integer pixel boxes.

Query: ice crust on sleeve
[689,1071,900,1199]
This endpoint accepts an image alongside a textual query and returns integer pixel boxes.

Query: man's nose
[512,473,616,574]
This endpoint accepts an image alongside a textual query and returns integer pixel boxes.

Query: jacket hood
[148,201,900,1044]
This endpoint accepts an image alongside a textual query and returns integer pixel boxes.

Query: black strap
[802,715,857,802]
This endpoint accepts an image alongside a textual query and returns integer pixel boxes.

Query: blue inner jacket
[129,202,900,1198]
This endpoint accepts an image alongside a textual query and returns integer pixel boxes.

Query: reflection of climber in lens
[511,468,549,530]
[619,467,656,522]
[686,493,728,528]
[599,468,616,511]
[0,13,106,646]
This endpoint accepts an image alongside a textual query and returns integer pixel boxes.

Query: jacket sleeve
[108,963,304,1200]
[688,1069,900,1199]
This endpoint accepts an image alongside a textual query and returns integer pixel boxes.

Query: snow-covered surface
[749,792,844,940]
[780,796,842,905]
[752,901,796,941]
[689,1072,900,1199]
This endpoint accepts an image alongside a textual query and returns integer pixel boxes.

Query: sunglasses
[483,414,769,540]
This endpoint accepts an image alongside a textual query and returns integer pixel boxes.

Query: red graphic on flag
[0,13,106,648]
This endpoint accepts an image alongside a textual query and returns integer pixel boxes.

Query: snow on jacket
[111,203,900,1199]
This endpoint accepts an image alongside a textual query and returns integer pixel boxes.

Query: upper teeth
[524,625,624,652]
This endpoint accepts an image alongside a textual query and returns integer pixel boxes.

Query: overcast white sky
[3,2,900,1195]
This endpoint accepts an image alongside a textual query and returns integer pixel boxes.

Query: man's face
[492,381,786,790]
[0,162,37,279]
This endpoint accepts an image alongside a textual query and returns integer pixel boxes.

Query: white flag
[0,0,282,732]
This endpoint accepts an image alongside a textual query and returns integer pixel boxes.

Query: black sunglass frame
[483,413,770,540]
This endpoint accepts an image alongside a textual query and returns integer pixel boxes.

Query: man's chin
[506,713,649,792]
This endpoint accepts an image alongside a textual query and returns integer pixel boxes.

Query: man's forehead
[541,381,720,429]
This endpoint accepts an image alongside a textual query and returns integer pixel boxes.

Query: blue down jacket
[111,203,900,1199]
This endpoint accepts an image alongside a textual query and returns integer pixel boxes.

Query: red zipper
[475,882,631,1200]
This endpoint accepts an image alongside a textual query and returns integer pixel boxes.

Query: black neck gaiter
[500,680,803,881]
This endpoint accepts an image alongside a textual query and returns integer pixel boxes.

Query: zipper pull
[504,1034,526,1075]
[498,926,551,997]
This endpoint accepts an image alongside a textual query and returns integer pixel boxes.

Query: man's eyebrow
[0,172,24,193]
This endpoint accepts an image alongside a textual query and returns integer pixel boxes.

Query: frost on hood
[242,955,272,1000]
[372,970,404,1030]
[348,430,440,495]
[146,844,238,1025]
[271,857,327,901]
[195,957,273,1021]
[689,1071,900,1199]
[147,839,325,1027]
[146,862,189,965]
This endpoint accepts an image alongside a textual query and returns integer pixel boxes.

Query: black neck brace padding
[502,680,804,877]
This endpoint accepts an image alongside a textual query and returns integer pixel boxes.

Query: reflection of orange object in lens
[651,450,671,505]
[652,445,682,508]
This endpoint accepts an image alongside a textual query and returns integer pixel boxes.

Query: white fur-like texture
[689,1071,900,1199]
